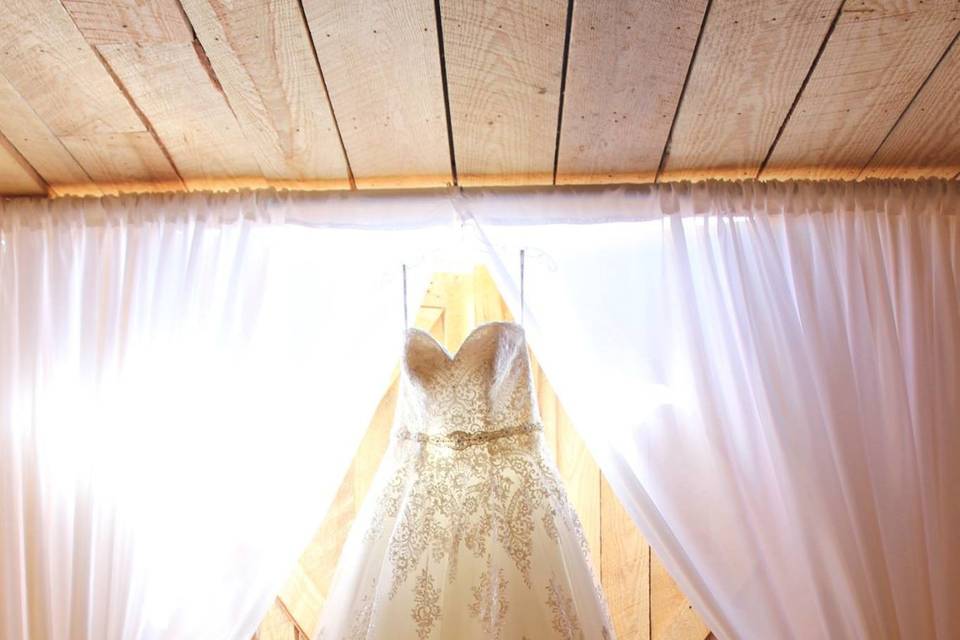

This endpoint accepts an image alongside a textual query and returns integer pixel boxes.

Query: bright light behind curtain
[0,192,454,640]
[464,181,960,640]
[3,182,958,640]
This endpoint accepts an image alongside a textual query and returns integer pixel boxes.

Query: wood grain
[180,0,350,186]
[0,0,146,136]
[60,132,181,194]
[256,599,299,640]
[557,401,602,571]
[602,476,651,640]
[661,0,842,181]
[652,553,710,640]
[556,0,708,185]
[441,0,568,186]
[861,35,960,179]
[61,0,193,45]
[763,0,960,180]
[98,42,266,190]
[0,72,99,196]
[0,133,47,196]
[304,0,452,188]
[276,564,324,639]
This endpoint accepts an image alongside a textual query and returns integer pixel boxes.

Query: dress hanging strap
[519,249,525,327]
[402,263,409,330]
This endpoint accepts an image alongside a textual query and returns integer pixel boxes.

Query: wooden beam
[0,132,48,196]
[762,1,960,180]
[556,0,708,185]
[303,0,452,188]
[0,72,100,196]
[98,42,266,191]
[660,0,842,181]
[60,0,193,45]
[440,0,568,186]
[179,0,350,186]
[862,34,960,180]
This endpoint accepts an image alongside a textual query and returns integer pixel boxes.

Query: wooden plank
[256,600,298,640]
[0,133,47,196]
[0,0,146,136]
[0,73,100,196]
[438,272,475,348]
[98,42,266,191]
[661,0,842,181]
[61,0,193,44]
[660,604,711,640]
[441,0,568,186]
[276,564,325,639]
[556,402,602,571]
[60,132,181,194]
[556,0,708,185]
[180,0,350,186]
[861,35,960,179]
[473,265,512,324]
[303,0,452,188]
[602,476,651,640]
[763,1,960,180]
[652,553,709,640]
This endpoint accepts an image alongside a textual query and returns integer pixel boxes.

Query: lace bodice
[395,321,540,438]
[318,320,615,640]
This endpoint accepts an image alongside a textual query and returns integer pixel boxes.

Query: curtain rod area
[2,178,958,229]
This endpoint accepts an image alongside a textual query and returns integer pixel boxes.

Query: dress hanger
[402,248,532,332]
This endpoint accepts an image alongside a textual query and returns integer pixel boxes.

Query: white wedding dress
[316,321,614,639]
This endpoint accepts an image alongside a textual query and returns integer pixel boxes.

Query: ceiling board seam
[551,0,576,186]
[190,39,234,119]
[653,0,714,184]
[856,27,960,180]
[433,0,459,187]
[0,68,98,190]
[89,46,187,190]
[756,0,846,179]
[294,0,356,190]
[0,128,50,195]
[172,0,197,40]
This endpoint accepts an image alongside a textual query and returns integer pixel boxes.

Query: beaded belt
[397,422,543,451]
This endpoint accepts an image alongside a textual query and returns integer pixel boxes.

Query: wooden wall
[255,267,714,640]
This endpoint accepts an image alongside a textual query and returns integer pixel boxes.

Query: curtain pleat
[2,181,958,640]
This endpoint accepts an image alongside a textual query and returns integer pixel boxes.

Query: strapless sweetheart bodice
[394,321,540,439]
[318,320,616,640]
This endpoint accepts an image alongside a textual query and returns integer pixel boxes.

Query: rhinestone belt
[397,422,543,451]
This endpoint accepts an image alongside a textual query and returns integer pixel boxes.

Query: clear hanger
[400,222,555,330]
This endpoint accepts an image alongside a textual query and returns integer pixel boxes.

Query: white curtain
[2,181,958,640]
[0,192,454,639]
[464,180,960,640]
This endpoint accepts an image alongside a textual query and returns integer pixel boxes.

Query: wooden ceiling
[1,0,959,198]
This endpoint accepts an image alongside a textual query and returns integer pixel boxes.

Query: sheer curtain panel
[464,180,960,640]
[0,192,455,640]
[2,181,958,640]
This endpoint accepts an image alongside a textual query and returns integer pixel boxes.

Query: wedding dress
[316,321,614,639]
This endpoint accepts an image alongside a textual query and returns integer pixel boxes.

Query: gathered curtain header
[2,179,958,230]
